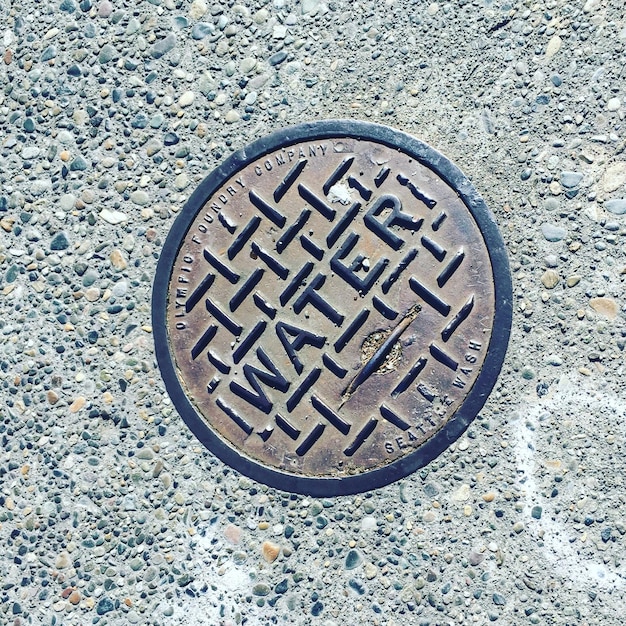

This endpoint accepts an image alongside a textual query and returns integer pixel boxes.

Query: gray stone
[50,232,70,251]
[345,549,362,570]
[191,23,213,39]
[130,190,150,205]
[149,113,165,129]
[96,597,115,615]
[273,578,289,594]
[248,74,269,89]
[129,557,144,571]
[126,17,140,35]
[198,73,216,96]
[604,199,626,215]
[82,269,99,287]
[41,45,57,61]
[69,155,88,171]
[240,57,257,74]
[150,33,176,58]
[301,0,322,15]
[493,593,507,606]
[60,0,77,12]
[560,171,583,188]
[131,113,148,129]
[144,566,158,582]
[541,223,567,242]
[98,44,117,64]
[252,583,271,596]
[544,198,559,211]
[545,354,563,366]
[269,51,288,66]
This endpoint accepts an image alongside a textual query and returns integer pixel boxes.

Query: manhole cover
[153,120,512,496]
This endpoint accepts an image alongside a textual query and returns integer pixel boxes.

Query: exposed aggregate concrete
[1,0,626,624]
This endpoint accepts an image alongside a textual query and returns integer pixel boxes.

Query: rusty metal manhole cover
[153,121,512,496]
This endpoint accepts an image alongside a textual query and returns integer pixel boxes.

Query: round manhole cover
[153,120,512,496]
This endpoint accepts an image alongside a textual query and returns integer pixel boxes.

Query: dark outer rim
[152,120,513,497]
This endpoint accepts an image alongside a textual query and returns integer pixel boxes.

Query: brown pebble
[109,249,128,271]
[69,397,86,413]
[84,287,100,302]
[223,524,242,545]
[68,590,81,605]
[81,189,95,204]
[1,217,15,232]
[152,459,164,478]
[541,269,560,289]
[61,587,73,599]
[47,390,60,405]
[261,540,280,563]
[482,492,495,502]
[589,297,618,320]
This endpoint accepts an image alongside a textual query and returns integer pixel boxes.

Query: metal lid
[152,120,512,496]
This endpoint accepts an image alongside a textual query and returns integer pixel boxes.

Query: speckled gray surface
[1,0,626,624]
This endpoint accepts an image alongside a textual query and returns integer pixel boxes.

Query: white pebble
[225,110,240,123]
[189,0,207,19]
[607,97,621,112]
[178,91,195,108]
[100,208,128,224]
[545,35,562,60]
